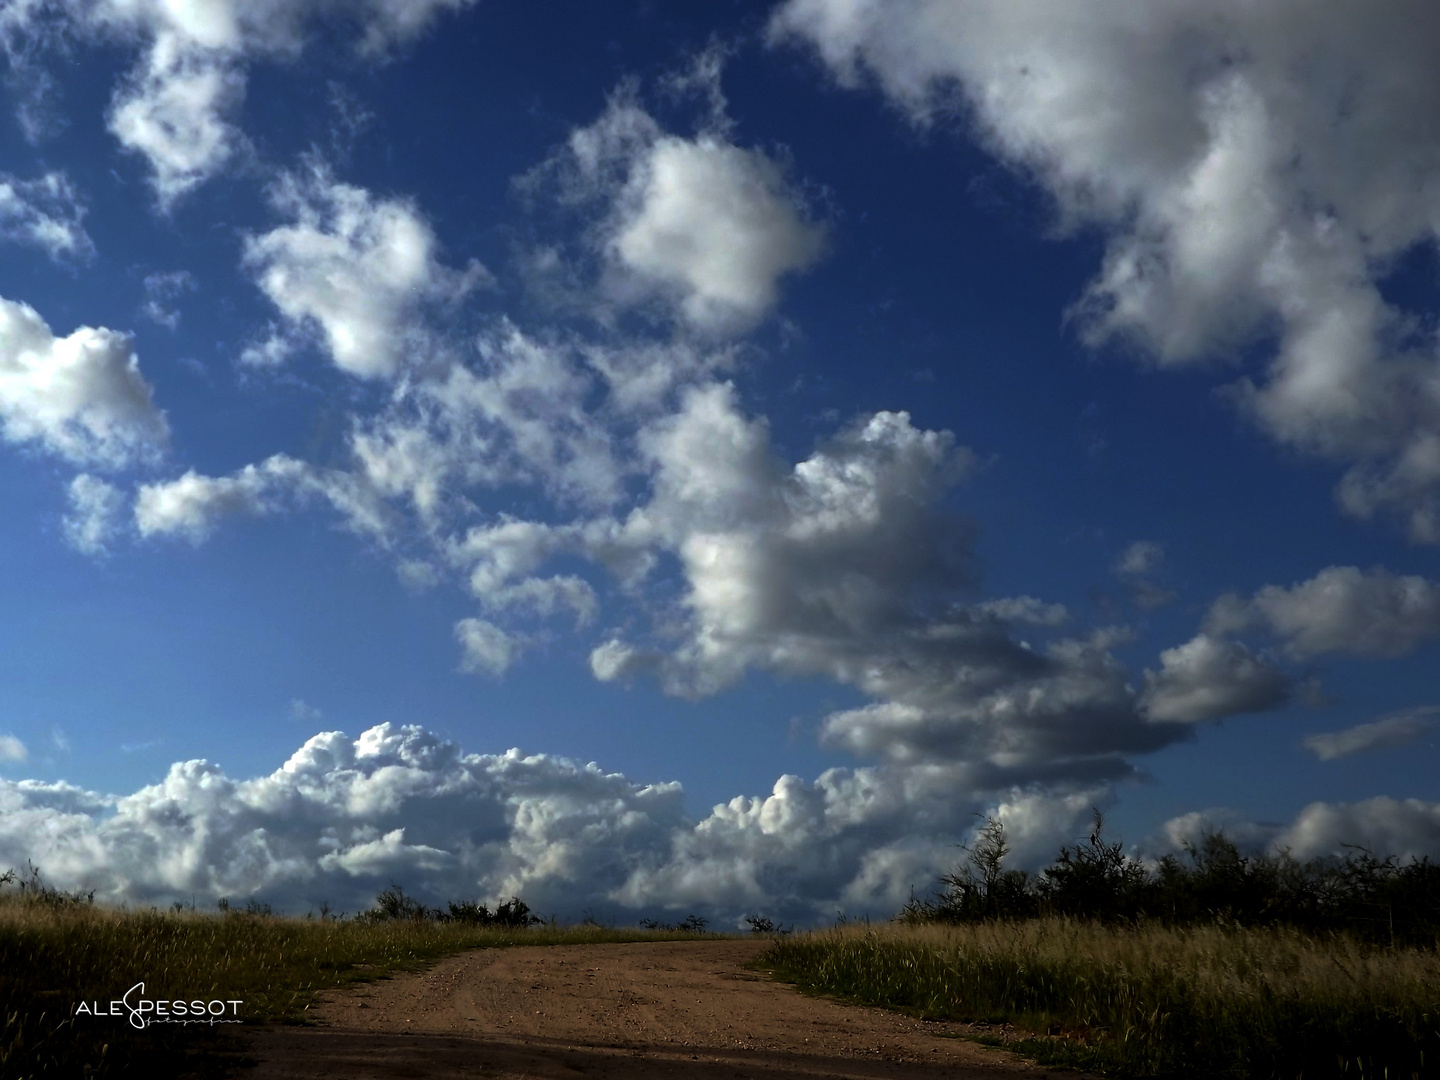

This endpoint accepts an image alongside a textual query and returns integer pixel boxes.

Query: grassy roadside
[759,920,1440,1078]
[0,894,726,1079]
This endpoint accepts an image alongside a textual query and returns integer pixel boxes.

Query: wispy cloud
[1304,707,1440,761]
[0,735,26,764]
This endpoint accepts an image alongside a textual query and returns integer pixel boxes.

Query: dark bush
[639,914,708,933]
[445,897,539,927]
[910,812,1440,946]
[746,915,792,935]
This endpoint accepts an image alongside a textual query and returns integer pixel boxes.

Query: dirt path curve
[242,940,1085,1080]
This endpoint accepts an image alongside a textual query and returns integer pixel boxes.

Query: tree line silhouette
[905,812,1440,946]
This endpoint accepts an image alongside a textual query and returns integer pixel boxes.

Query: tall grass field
[0,871,722,1079]
[761,920,1440,1078]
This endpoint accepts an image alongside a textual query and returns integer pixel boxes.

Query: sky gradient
[0,0,1437,925]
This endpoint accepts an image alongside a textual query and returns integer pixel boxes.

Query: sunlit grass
[760,919,1440,1078]
[0,890,726,1079]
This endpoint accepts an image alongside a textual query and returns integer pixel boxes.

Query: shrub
[909,812,1440,946]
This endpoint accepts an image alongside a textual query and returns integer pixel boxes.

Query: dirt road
[242,939,1084,1079]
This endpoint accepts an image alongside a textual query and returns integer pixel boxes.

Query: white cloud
[0,735,25,764]
[972,596,1068,628]
[1141,633,1290,724]
[1157,808,1284,855]
[1139,565,1440,725]
[7,0,479,202]
[243,166,488,379]
[0,295,168,467]
[1304,706,1440,761]
[610,136,825,333]
[1161,797,1440,865]
[108,33,246,207]
[116,365,1233,791]
[63,473,126,555]
[580,338,738,416]
[350,322,626,522]
[0,723,1114,921]
[454,618,527,676]
[1116,541,1164,579]
[1157,795,1440,865]
[0,724,685,915]
[538,88,826,335]
[140,269,196,329]
[1276,798,1440,862]
[349,0,477,55]
[617,764,1082,917]
[561,384,1187,780]
[0,170,92,260]
[771,0,1440,543]
[289,699,323,724]
[135,456,296,542]
[396,559,440,590]
[86,0,476,56]
[135,453,390,543]
[1210,566,1440,659]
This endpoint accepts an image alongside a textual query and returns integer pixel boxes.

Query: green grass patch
[759,920,1440,1078]
[1,889,726,1079]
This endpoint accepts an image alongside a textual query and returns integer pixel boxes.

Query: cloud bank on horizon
[5,720,1439,922]
[0,0,1436,918]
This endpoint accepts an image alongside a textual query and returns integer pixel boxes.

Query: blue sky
[0,0,1437,924]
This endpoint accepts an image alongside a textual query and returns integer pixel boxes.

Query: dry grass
[761,919,1440,1078]
[0,893,724,1079]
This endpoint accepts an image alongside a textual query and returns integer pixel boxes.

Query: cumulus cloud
[1161,797,1440,865]
[537,87,826,335]
[1208,565,1440,659]
[135,453,389,543]
[388,378,1301,785]
[0,722,1112,921]
[0,735,25,764]
[771,0,1440,542]
[1276,798,1440,862]
[237,162,483,377]
[1304,706,1440,761]
[0,724,682,915]
[243,165,488,379]
[0,170,91,259]
[528,383,1197,780]
[108,34,246,206]
[1138,565,1440,726]
[618,766,1098,916]
[159,358,1244,789]
[0,295,167,467]
[1156,808,1285,855]
[5,0,479,203]
[63,473,126,555]
[1141,634,1290,724]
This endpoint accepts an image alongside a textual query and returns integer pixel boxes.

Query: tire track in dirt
[242,940,1089,1079]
